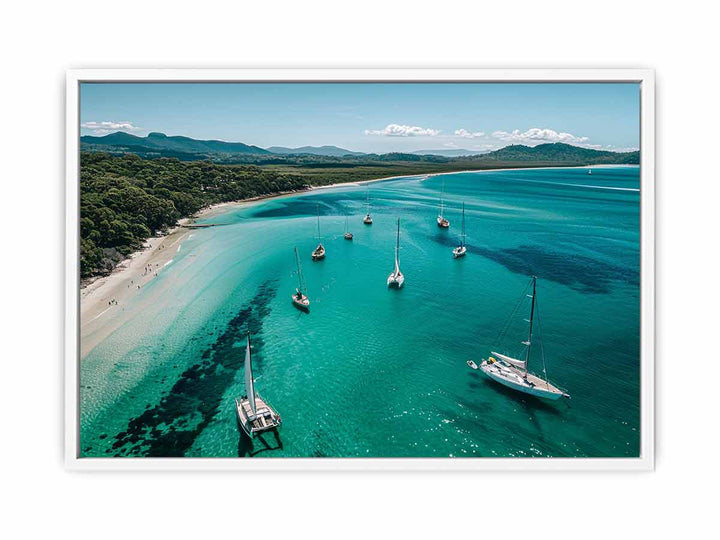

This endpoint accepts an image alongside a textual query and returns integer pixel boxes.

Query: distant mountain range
[411,149,491,157]
[81,132,270,157]
[265,145,365,157]
[80,131,639,165]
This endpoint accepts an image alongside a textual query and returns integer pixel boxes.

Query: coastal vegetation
[80,139,639,279]
[79,152,306,277]
[81,131,639,166]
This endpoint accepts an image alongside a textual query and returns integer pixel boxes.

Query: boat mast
[524,276,537,378]
[395,218,401,271]
[245,333,256,414]
[294,246,305,294]
[461,202,466,246]
[440,182,445,216]
[316,204,321,242]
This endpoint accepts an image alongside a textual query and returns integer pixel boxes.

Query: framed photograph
[66,69,654,470]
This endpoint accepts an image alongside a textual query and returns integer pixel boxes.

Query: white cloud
[364,124,440,137]
[454,128,485,139]
[491,127,589,146]
[81,121,142,135]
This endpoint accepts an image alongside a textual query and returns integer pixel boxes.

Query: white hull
[312,244,325,260]
[453,246,467,258]
[363,214,373,224]
[479,360,565,400]
[235,395,282,437]
[437,216,449,228]
[387,272,404,288]
[291,293,310,310]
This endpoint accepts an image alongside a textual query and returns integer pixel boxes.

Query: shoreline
[79,162,634,357]
[79,188,307,357]
[309,163,638,191]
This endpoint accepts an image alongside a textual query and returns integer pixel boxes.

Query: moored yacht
[344,215,353,240]
[437,181,450,228]
[311,204,325,260]
[387,218,404,288]
[235,332,282,437]
[363,189,373,225]
[453,202,467,258]
[472,276,570,401]
[291,246,310,311]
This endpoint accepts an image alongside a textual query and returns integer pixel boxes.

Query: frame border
[65,68,655,471]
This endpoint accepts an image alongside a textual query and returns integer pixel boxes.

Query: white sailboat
[453,202,467,258]
[437,181,450,228]
[387,218,404,288]
[587,168,592,175]
[291,246,310,311]
[363,190,373,225]
[474,276,570,400]
[344,215,353,240]
[311,204,325,260]
[235,332,281,437]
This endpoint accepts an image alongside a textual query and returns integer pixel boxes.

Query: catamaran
[344,215,353,240]
[311,204,325,260]
[291,246,310,311]
[469,276,570,401]
[387,218,404,288]
[235,332,282,437]
[437,180,450,228]
[453,202,467,258]
[363,190,373,225]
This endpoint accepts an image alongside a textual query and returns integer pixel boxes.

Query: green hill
[81,132,638,166]
[81,131,270,157]
[479,142,639,164]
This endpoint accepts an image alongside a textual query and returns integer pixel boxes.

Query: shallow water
[80,166,640,458]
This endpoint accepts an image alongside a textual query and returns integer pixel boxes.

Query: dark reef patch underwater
[80,167,641,459]
[104,281,277,457]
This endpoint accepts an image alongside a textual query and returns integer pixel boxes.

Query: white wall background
[1,1,716,537]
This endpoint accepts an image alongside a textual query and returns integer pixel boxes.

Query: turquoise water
[80,166,640,458]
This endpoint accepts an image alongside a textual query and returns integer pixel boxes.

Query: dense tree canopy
[80,143,639,279]
[80,152,307,278]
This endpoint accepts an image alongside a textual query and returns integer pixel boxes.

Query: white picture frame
[66,68,654,471]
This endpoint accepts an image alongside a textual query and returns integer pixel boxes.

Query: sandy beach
[80,164,635,358]
[79,179,398,356]
[80,222,188,358]
[79,188,319,358]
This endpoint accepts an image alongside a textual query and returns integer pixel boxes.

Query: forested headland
[80,152,307,278]
[80,142,639,279]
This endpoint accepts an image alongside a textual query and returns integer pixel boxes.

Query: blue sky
[80,83,640,153]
